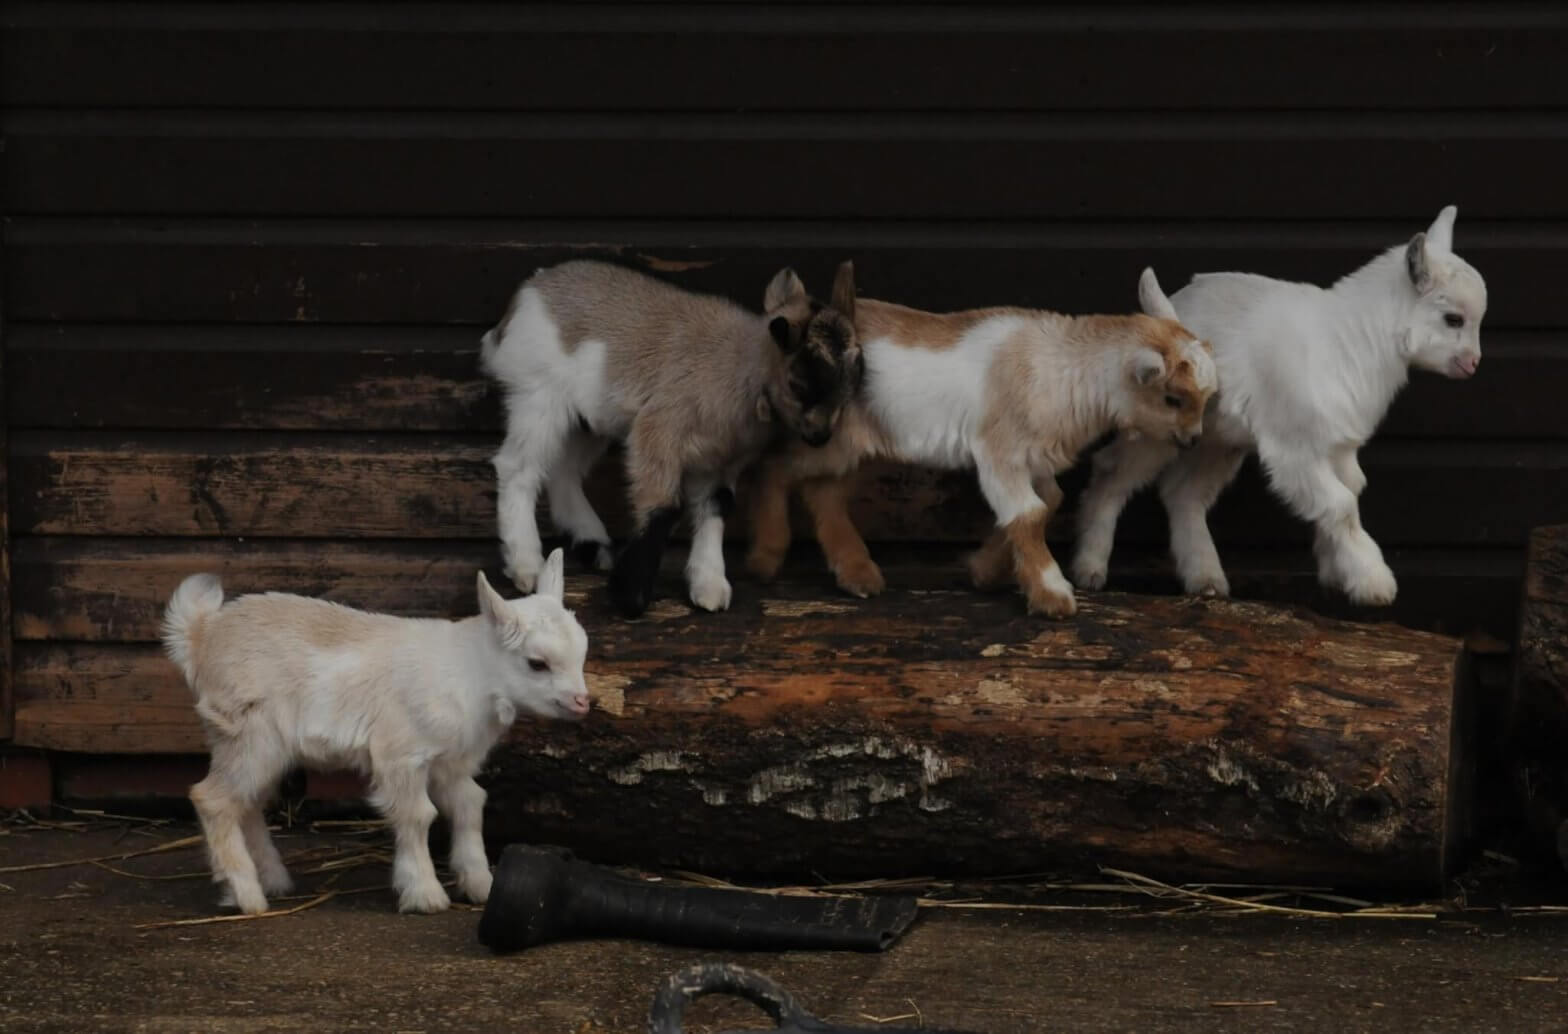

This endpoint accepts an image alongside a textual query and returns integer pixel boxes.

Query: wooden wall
[3,2,1567,755]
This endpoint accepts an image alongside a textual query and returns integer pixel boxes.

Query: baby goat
[162,549,589,916]
[482,260,860,618]
[1072,205,1486,605]
[746,269,1216,618]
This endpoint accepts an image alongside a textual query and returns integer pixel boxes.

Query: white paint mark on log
[980,643,1007,657]
[747,764,816,804]
[608,750,690,785]
[587,673,629,716]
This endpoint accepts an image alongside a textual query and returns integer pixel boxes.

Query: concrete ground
[3,815,1567,1034]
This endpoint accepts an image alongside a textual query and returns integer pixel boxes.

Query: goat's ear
[1406,232,1434,293]
[1129,348,1166,387]
[1137,267,1180,322]
[1426,205,1457,254]
[769,315,794,352]
[477,570,518,635]
[830,259,857,323]
[764,267,806,312]
[537,548,565,601]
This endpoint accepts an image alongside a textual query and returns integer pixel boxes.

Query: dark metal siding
[2,2,1564,751]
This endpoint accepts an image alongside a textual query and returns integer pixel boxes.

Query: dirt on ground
[2,815,1568,1034]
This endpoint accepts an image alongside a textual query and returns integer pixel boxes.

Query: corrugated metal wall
[2,2,1565,753]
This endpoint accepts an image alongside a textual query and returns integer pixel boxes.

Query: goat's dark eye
[527,658,549,673]
[1444,313,1465,329]
[1163,394,1183,409]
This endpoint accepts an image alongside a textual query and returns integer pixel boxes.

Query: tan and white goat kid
[1071,206,1487,605]
[746,269,1217,617]
[482,260,860,619]
[162,549,589,916]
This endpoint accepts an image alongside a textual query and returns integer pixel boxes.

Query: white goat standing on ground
[1072,206,1487,605]
[162,549,590,915]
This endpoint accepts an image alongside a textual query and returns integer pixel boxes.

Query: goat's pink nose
[1453,353,1480,377]
[567,693,591,716]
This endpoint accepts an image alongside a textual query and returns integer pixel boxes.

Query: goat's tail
[162,573,225,687]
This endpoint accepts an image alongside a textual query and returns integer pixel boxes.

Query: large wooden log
[475,584,1470,891]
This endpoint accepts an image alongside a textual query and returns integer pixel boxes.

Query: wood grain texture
[9,539,1528,645]
[4,3,1562,112]
[12,585,1469,889]
[7,325,1563,439]
[8,112,1565,221]
[1512,525,1568,744]
[10,432,1565,552]
[7,221,1566,329]
[0,326,10,740]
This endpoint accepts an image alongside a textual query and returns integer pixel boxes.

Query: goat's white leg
[1260,441,1396,605]
[1157,442,1248,597]
[493,396,570,593]
[430,771,491,905]
[684,475,733,612]
[190,752,271,915]
[1071,435,1180,590]
[371,763,448,914]
[240,807,293,897]
[1330,445,1367,497]
[975,455,1074,618]
[545,430,614,572]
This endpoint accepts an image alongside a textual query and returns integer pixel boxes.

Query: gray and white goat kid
[162,549,589,915]
[482,260,860,618]
[1072,205,1487,605]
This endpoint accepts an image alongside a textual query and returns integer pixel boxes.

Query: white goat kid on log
[482,260,860,619]
[161,549,589,916]
[1071,206,1487,605]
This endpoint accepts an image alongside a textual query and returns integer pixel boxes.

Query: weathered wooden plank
[0,314,11,740]
[3,3,1562,112]
[10,432,1566,551]
[8,112,1564,221]
[11,587,1470,890]
[8,538,1527,645]
[7,325,1563,439]
[10,538,498,643]
[4,325,496,431]
[6,220,1566,328]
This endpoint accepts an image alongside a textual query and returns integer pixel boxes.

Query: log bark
[477,582,1468,892]
[1508,524,1568,870]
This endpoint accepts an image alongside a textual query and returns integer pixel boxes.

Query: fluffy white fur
[162,549,590,916]
[1072,205,1487,604]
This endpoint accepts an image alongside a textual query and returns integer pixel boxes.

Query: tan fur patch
[857,298,1037,350]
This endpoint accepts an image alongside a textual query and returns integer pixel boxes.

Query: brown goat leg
[800,476,884,598]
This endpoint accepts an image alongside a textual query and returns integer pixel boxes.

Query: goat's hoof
[744,547,786,582]
[1026,588,1078,620]
[965,551,1011,592]
[1070,561,1108,591]
[835,560,886,599]
[503,564,539,594]
[222,882,271,916]
[398,882,452,914]
[688,574,733,612]
[457,868,493,906]
[1343,567,1398,607]
[258,868,295,897]
[607,567,655,618]
[569,539,614,573]
[1184,574,1231,599]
